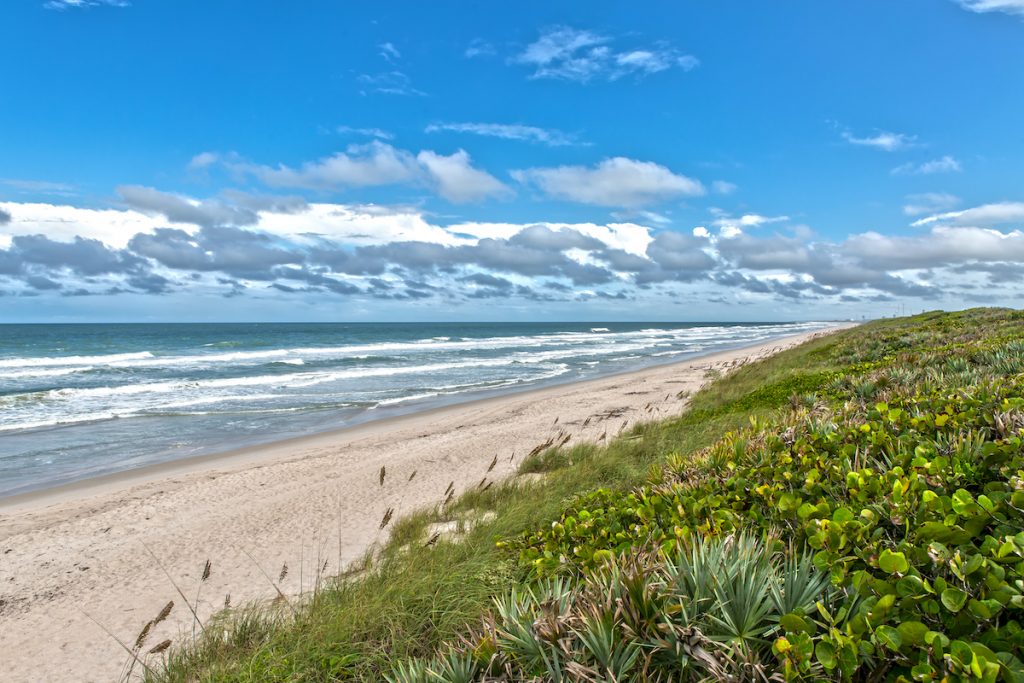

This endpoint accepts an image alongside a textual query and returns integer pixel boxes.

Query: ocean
[0,321,832,496]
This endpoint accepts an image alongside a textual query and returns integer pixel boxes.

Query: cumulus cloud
[235,142,420,189]
[5,192,1024,306]
[512,157,704,207]
[226,142,509,203]
[902,193,961,216]
[512,26,698,82]
[0,208,10,225]
[129,226,301,278]
[710,212,790,238]
[416,150,513,202]
[425,122,577,146]
[711,181,738,195]
[841,226,1024,270]
[841,130,916,151]
[117,185,263,228]
[892,155,962,175]
[954,0,1024,15]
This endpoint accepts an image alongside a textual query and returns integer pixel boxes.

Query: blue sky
[1,0,1023,322]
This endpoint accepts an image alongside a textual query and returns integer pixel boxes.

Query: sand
[0,326,845,682]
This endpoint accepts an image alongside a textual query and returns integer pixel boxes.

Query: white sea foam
[0,351,154,369]
[1,366,95,379]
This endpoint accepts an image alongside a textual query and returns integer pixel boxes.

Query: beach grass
[143,308,1024,682]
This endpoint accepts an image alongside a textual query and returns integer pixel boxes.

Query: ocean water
[0,321,832,496]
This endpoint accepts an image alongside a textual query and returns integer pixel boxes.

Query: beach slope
[0,327,840,683]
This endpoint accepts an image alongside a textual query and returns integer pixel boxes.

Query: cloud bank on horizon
[2,1,1023,321]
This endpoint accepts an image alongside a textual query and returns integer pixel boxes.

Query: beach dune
[0,328,840,683]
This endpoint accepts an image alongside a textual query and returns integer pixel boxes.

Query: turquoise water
[0,321,831,495]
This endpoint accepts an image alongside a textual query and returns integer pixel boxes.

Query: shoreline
[0,326,837,514]
[0,325,848,683]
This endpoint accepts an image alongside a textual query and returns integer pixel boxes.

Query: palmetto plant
[385,535,832,682]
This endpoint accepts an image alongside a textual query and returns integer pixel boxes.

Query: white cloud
[910,201,1024,227]
[188,152,219,170]
[464,39,496,58]
[954,0,1024,15]
[357,71,425,97]
[425,122,577,146]
[0,201,165,248]
[378,42,401,62]
[235,142,421,189]
[892,155,963,175]
[223,142,509,204]
[711,180,738,195]
[902,193,961,216]
[416,150,513,203]
[512,26,698,83]
[336,126,394,140]
[512,157,705,207]
[841,130,916,151]
[843,226,1024,269]
[8,191,1024,306]
[43,0,128,8]
[711,213,789,237]
[0,178,78,196]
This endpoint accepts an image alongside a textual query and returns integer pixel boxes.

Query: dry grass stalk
[134,622,153,651]
[408,469,417,482]
[79,608,156,680]
[148,639,172,655]
[153,600,174,625]
[486,454,497,473]
[424,532,441,547]
[444,481,454,497]
[379,507,395,530]
[278,562,289,583]
[141,543,205,633]
[378,465,386,487]
[240,549,295,614]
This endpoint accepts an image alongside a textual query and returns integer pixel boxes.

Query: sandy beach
[0,327,843,682]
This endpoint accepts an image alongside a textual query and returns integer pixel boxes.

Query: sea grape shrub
[513,381,1024,679]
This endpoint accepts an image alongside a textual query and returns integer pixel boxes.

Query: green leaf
[896,621,929,647]
[941,587,969,613]
[879,549,909,574]
[815,641,837,670]
[780,613,813,634]
[875,625,903,651]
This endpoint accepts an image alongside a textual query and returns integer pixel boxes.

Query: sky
[1,1,1024,323]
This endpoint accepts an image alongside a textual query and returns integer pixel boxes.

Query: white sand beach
[0,327,845,682]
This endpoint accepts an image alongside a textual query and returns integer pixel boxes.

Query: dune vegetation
[145,308,1024,682]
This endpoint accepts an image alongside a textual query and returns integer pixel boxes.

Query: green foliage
[503,309,1024,681]
[388,536,831,682]
[149,308,1024,682]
